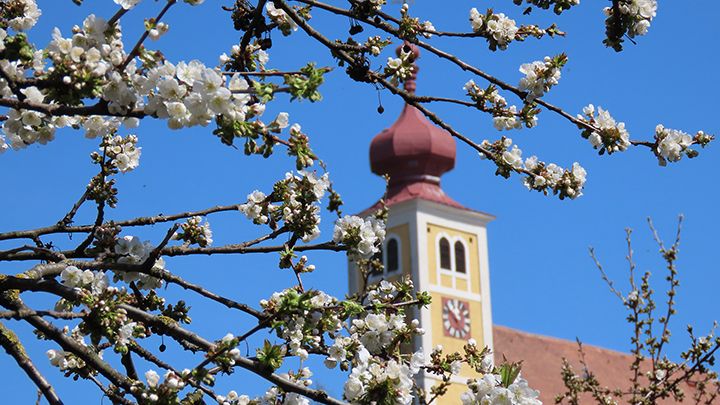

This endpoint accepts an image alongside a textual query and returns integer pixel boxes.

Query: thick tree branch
[0,296,138,401]
[0,322,64,405]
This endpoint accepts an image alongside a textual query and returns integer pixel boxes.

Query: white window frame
[435,232,470,291]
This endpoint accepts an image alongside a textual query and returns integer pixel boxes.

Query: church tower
[347,44,495,402]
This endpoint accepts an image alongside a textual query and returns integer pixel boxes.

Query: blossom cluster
[60,265,109,295]
[2,0,41,32]
[577,104,630,154]
[464,80,507,110]
[56,265,150,350]
[221,40,267,71]
[492,106,522,131]
[0,8,286,156]
[495,105,540,132]
[397,3,435,39]
[262,384,313,405]
[332,215,386,259]
[606,0,657,37]
[2,86,70,151]
[524,153,587,200]
[252,278,432,404]
[260,288,342,361]
[341,281,427,404]
[354,0,386,13]
[101,134,141,173]
[518,54,566,101]
[215,390,251,405]
[461,373,542,405]
[654,124,714,166]
[384,47,415,86]
[266,2,299,36]
[148,22,170,41]
[481,137,587,199]
[513,0,580,15]
[344,351,424,404]
[173,216,213,247]
[351,311,417,355]
[113,235,165,289]
[603,0,657,50]
[363,36,392,57]
[239,190,269,224]
[239,170,330,241]
[45,326,91,372]
[469,8,519,50]
[463,80,540,131]
[141,369,187,403]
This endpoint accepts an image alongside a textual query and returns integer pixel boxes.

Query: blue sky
[1,0,719,402]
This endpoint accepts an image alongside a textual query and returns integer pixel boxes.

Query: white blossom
[502,145,523,169]
[8,0,41,31]
[611,0,657,37]
[578,104,630,153]
[265,2,298,34]
[333,215,386,259]
[113,236,165,289]
[239,190,268,224]
[462,374,541,405]
[493,106,521,131]
[655,124,693,163]
[103,134,141,172]
[356,0,385,11]
[469,8,484,32]
[117,322,136,345]
[421,21,435,38]
[113,0,141,10]
[145,370,160,388]
[148,22,169,40]
[485,13,518,49]
[274,112,290,129]
[518,57,562,101]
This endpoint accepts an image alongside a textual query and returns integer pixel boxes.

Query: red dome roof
[368,43,461,209]
[370,103,456,181]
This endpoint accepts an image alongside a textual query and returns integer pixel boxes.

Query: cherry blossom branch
[0,309,87,320]
[3,260,266,320]
[275,2,495,162]
[127,340,220,399]
[86,374,136,405]
[239,0,269,53]
[108,6,130,27]
[0,296,138,400]
[119,0,178,71]
[291,0,662,151]
[57,188,91,227]
[0,204,243,241]
[0,322,64,405]
[0,239,345,262]
[122,303,346,404]
[221,68,332,76]
[0,97,147,118]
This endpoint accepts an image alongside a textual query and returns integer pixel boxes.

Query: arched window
[439,237,451,270]
[386,238,399,273]
[454,241,466,274]
[367,234,401,280]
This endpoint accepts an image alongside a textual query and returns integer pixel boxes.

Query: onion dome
[369,43,462,208]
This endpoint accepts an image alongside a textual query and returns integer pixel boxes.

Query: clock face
[442,297,471,339]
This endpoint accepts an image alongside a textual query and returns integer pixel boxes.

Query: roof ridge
[493,324,632,358]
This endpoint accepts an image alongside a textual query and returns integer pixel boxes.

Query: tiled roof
[493,325,703,404]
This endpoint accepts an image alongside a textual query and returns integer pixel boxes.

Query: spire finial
[396,41,420,94]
